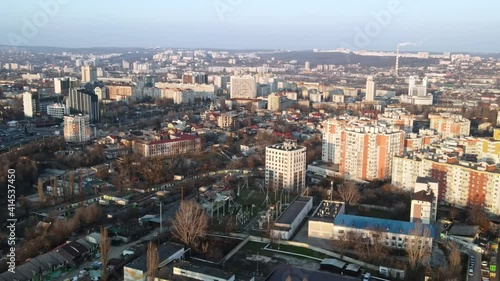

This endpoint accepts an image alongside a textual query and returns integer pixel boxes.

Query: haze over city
[1,0,500,52]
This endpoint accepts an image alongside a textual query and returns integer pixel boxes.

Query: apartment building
[429,113,471,139]
[339,124,405,181]
[217,112,239,129]
[64,114,91,143]
[392,152,500,215]
[132,134,201,158]
[265,140,307,192]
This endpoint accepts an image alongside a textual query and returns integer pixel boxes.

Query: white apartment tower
[81,65,97,83]
[265,140,307,192]
[365,76,376,101]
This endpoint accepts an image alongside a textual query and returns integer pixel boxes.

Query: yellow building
[494,128,500,141]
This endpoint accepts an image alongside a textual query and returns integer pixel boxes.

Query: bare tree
[406,222,432,272]
[53,177,59,201]
[447,241,461,279]
[147,241,159,281]
[338,181,360,206]
[68,172,75,201]
[37,178,44,203]
[467,206,491,231]
[171,200,208,247]
[100,227,110,281]
[78,171,84,200]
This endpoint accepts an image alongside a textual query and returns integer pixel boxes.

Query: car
[469,269,474,276]
[363,273,371,281]
[90,278,99,281]
[71,277,79,281]
[94,253,101,259]
[482,261,488,267]
[79,270,88,276]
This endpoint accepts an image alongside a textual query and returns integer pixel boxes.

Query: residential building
[81,65,97,83]
[182,72,208,84]
[106,84,135,100]
[47,103,67,119]
[230,75,257,99]
[411,178,438,224]
[94,86,108,100]
[321,119,348,164]
[475,137,500,164]
[23,91,62,117]
[64,114,91,143]
[429,113,471,139]
[132,134,201,158]
[399,76,433,105]
[392,152,500,215]
[339,124,405,181]
[66,88,99,123]
[267,93,282,111]
[378,110,415,133]
[54,77,78,94]
[365,76,376,102]
[265,140,307,192]
[217,112,239,129]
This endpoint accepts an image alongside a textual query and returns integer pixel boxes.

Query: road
[467,251,482,281]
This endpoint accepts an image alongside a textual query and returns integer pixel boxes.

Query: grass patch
[267,243,330,260]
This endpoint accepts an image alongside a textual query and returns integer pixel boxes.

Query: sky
[1,0,499,53]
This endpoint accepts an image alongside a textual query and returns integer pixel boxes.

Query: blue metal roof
[333,214,436,238]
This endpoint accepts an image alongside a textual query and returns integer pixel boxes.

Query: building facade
[339,124,405,181]
[392,153,500,215]
[66,88,99,123]
[429,113,471,139]
[265,140,307,192]
[81,65,97,83]
[365,76,376,102]
[47,103,67,119]
[230,76,257,99]
[217,112,239,129]
[132,134,201,158]
[64,114,91,143]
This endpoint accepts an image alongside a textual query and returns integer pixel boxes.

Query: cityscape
[1,1,500,281]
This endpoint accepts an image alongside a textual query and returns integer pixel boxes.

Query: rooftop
[333,214,436,238]
[173,261,235,280]
[125,243,184,272]
[275,196,312,226]
[311,200,345,222]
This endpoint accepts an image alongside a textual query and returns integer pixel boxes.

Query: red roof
[150,134,198,145]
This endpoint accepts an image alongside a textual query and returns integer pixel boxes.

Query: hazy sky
[1,0,499,52]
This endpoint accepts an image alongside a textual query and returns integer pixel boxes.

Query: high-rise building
[23,91,62,117]
[392,153,500,215]
[265,140,307,192]
[230,76,257,99]
[66,88,99,123]
[81,65,97,83]
[54,77,79,94]
[268,93,282,112]
[429,113,471,139]
[321,119,349,164]
[64,114,91,143]
[94,86,108,100]
[214,75,230,91]
[122,60,130,69]
[365,76,376,102]
[304,61,311,70]
[339,124,405,181]
[408,76,428,96]
[47,103,67,119]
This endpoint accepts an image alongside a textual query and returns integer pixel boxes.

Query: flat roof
[125,243,184,272]
[311,200,344,222]
[174,261,235,279]
[321,258,346,268]
[275,196,312,226]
